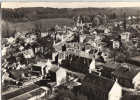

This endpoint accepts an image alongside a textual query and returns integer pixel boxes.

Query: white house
[49,67,66,86]
[104,28,110,34]
[120,32,131,42]
[109,82,123,100]
[32,59,52,76]
[41,32,48,37]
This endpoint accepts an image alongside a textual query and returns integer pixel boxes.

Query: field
[10,18,74,32]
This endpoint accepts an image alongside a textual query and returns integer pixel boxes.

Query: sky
[2,2,140,9]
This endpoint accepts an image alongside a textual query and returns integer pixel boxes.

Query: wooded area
[2,7,140,23]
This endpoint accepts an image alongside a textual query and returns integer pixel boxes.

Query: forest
[2,7,140,23]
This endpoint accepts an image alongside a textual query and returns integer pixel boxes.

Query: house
[9,68,29,81]
[6,45,19,54]
[41,32,48,37]
[122,41,134,48]
[102,61,121,79]
[6,63,17,70]
[16,62,26,70]
[84,35,96,42]
[127,56,140,66]
[104,28,110,34]
[108,81,124,100]
[48,66,66,86]
[6,55,17,64]
[110,40,120,49]
[120,32,131,42]
[81,73,115,100]
[58,52,66,65]
[2,61,9,68]
[2,46,8,57]
[7,37,16,44]
[86,40,96,47]
[127,16,131,20]
[52,51,59,61]
[79,34,86,42]
[31,60,52,76]
[84,45,95,53]
[111,63,140,89]
[95,27,110,34]
[65,54,95,74]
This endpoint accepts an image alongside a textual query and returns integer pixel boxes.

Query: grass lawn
[10,18,74,32]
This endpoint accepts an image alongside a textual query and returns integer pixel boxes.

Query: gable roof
[112,66,140,79]
[85,45,95,50]
[9,68,29,81]
[49,66,60,73]
[86,40,94,45]
[122,41,133,47]
[82,73,115,93]
[72,56,93,66]
[104,61,121,69]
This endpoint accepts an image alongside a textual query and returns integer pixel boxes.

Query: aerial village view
[1,2,140,100]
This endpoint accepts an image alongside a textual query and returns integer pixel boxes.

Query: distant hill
[2,7,140,23]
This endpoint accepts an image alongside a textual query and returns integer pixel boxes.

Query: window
[93,90,96,94]
[120,79,124,84]
[102,93,106,98]
[96,90,98,95]
[105,93,108,99]
[125,80,131,87]
[85,69,87,73]
[99,91,102,97]
[90,88,92,93]
[85,86,86,90]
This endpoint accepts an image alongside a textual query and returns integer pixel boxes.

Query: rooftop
[49,66,60,73]
[129,56,140,62]
[82,73,115,93]
[112,65,140,79]
[104,61,121,69]
[9,68,29,81]
[2,84,39,100]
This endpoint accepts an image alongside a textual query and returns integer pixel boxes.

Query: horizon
[2,2,140,9]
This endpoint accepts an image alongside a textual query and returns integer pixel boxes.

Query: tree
[123,12,126,31]
[77,94,88,100]
[109,13,117,19]
[54,90,75,100]
[116,53,125,63]
[1,21,16,38]
[34,22,42,30]
[92,17,99,27]
[108,49,118,62]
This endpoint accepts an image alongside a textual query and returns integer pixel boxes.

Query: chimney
[116,78,118,82]
[55,32,57,40]
[53,40,55,45]
[99,72,101,76]
[61,35,64,41]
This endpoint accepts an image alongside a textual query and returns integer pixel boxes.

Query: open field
[10,18,74,32]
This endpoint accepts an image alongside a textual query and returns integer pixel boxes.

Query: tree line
[2,7,140,23]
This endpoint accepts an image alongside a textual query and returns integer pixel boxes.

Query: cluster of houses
[51,21,140,99]
[2,18,140,100]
